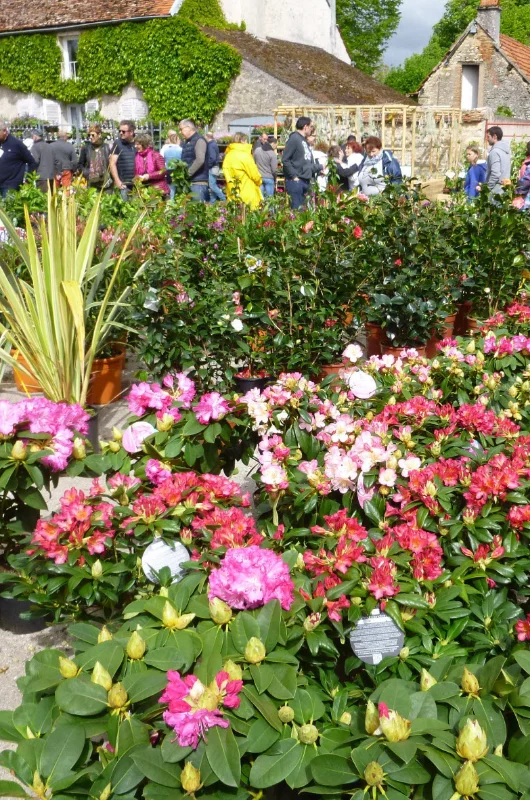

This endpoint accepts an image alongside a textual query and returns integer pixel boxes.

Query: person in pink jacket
[134,133,169,196]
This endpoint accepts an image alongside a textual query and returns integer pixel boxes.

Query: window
[461,64,479,110]
[68,104,84,130]
[60,36,80,80]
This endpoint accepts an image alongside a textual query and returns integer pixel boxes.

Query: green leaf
[385,740,417,763]
[122,670,168,703]
[286,744,317,789]
[310,754,359,787]
[249,739,301,788]
[242,685,283,732]
[55,677,108,716]
[409,691,438,720]
[257,600,282,652]
[205,725,241,787]
[291,688,326,725]
[389,763,431,784]
[110,754,145,795]
[267,664,298,700]
[130,744,181,787]
[514,652,530,675]
[75,640,125,677]
[0,781,28,797]
[116,717,150,757]
[39,725,85,785]
[230,612,260,653]
[245,718,280,754]
[182,417,207,436]
[249,663,274,694]
[145,647,189,673]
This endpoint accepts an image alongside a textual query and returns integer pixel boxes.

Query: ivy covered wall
[0,15,242,124]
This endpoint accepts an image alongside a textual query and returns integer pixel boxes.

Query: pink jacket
[135,147,169,195]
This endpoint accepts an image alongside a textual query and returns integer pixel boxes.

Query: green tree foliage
[0,17,241,124]
[178,0,232,27]
[385,0,530,94]
[337,0,402,74]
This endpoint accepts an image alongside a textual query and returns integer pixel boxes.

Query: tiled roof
[204,28,415,106]
[500,33,530,80]
[0,0,173,33]
[480,0,500,7]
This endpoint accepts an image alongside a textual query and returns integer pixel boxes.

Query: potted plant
[0,192,144,408]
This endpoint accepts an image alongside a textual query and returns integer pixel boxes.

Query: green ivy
[0,17,241,124]
[179,0,235,28]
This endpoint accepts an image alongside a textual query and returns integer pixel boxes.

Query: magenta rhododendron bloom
[515,614,530,641]
[193,392,231,424]
[145,458,172,485]
[208,545,294,610]
[0,400,24,435]
[162,373,196,408]
[160,670,242,748]
[128,382,173,417]
[122,421,156,453]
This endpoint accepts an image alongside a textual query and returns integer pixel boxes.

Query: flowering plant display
[0,397,93,560]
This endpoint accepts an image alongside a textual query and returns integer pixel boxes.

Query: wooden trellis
[274,105,464,178]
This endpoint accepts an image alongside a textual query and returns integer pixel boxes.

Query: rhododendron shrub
[4,470,259,621]
[0,397,93,560]
[100,375,255,480]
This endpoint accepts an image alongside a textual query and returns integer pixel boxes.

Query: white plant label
[142,538,190,584]
[349,609,404,665]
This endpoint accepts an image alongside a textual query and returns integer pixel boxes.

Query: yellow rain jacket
[222,142,262,209]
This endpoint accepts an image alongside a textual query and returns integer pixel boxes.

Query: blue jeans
[191,183,210,202]
[169,184,177,201]
[261,178,275,197]
[285,178,309,210]
[209,170,225,203]
[0,187,9,199]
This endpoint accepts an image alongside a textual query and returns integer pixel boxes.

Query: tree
[337,0,402,74]
[385,0,530,94]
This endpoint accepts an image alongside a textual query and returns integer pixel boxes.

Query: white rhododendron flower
[347,371,377,399]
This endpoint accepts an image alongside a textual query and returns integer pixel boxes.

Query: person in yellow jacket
[222,132,262,209]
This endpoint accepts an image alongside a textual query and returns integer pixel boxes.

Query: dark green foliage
[337,0,402,74]
[0,17,241,124]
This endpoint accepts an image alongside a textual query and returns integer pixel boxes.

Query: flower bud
[126,630,146,660]
[180,528,193,546]
[456,719,488,762]
[11,440,27,461]
[109,440,121,453]
[159,586,169,597]
[399,647,409,660]
[420,669,437,691]
[431,441,442,457]
[72,437,86,459]
[378,703,411,742]
[108,682,128,709]
[454,760,479,796]
[99,783,112,800]
[245,637,266,664]
[298,723,319,744]
[364,762,385,787]
[340,711,352,725]
[32,771,46,797]
[181,762,201,793]
[365,700,380,735]
[461,667,480,696]
[494,744,503,757]
[92,661,113,692]
[466,340,476,354]
[98,625,113,643]
[223,660,243,681]
[303,612,322,632]
[162,601,180,629]
[59,656,79,678]
[156,413,175,432]
[112,426,123,442]
[91,560,103,579]
[278,705,295,724]
[26,726,35,739]
[209,597,233,625]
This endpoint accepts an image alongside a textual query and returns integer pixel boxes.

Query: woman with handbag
[78,125,112,190]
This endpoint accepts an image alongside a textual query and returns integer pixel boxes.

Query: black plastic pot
[0,596,49,633]
[234,376,270,394]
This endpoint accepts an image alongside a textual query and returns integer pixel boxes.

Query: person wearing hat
[0,122,36,197]
[30,130,55,192]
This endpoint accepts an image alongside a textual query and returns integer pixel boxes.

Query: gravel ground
[0,372,257,796]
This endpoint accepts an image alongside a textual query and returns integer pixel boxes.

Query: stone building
[417,0,530,118]
[0,0,411,129]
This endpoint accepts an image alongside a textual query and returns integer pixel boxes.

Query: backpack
[382,150,402,183]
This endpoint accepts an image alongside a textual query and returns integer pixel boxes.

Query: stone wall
[212,60,313,131]
[220,0,350,63]
[418,28,530,118]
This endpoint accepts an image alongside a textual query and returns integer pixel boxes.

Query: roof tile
[500,33,530,80]
[0,0,173,33]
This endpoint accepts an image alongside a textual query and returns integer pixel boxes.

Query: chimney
[477,0,501,46]
[329,0,337,53]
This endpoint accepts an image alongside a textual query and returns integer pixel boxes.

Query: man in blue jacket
[0,122,36,197]
[282,116,321,209]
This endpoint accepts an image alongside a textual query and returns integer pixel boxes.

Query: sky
[384,0,446,66]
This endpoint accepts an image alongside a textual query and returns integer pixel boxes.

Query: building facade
[417,0,530,119]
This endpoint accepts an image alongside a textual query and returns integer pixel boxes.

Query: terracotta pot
[467,318,480,333]
[453,302,473,336]
[425,313,458,358]
[442,313,457,338]
[319,363,345,387]
[381,344,427,359]
[365,323,384,357]
[86,348,126,406]
[13,352,42,394]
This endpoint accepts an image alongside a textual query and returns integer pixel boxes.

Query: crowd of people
[0,117,527,210]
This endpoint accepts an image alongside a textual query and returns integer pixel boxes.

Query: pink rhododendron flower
[343,344,363,363]
[347,371,377,399]
[515,614,530,641]
[0,400,24,435]
[208,545,294,610]
[145,459,172,485]
[41,429,74,472]
[193,392,231,424]
[163,373,196,408]
[122,421,156,453]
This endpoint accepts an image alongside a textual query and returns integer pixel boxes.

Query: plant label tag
[349,609,404,665]
[142,539,189,584]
